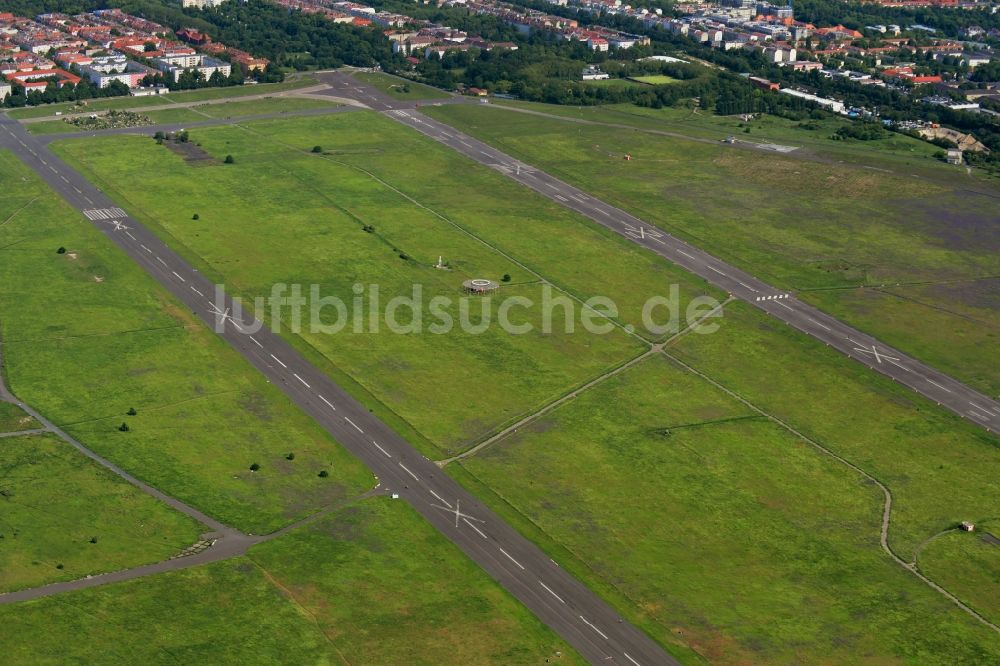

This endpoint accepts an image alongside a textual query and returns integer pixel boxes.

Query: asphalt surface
[314,71,1000,435]
[0,113,674,666]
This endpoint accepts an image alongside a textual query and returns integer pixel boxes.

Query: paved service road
[0,114,675,666]
[314,71,1000,435]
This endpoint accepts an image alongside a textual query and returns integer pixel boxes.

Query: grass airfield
[424,102,1000,398]
[4,97,995,663]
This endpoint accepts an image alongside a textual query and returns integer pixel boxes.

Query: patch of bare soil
[163,140,217,165]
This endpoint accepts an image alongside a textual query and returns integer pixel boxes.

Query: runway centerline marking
[624,653,642,666]
[498,546,525,569]
[398,462,419,481]
[293,373,310,388]
[372,441,392,457]
[464,517,489,539]
[429,489,452,508]
[171,271,185,282]
[269,354,287,368]
[539,581,565,604]
[318,394,335,410]
[579,616,609,640]
[677,249,695,260]
[926,378,953,393]
[345,417,364,433]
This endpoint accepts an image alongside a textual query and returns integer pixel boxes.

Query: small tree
[224,155,235,164]
[192,213,200,220]
[318,470,329,478]
[118,422,130,432]
[312,145,322,153]
[249,462,260,472]
[127,407,137,416]
[285,452,295,461]
[57,247,67,254]
[501,273,511,282]
[89,536,98,544]
[153,131,165,141]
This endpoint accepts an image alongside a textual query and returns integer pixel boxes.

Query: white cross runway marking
[851,343,899,365]
[106,219,131,231]
[431,499,485,529]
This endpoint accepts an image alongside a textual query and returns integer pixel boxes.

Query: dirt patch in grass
[163,140,217,166]
[894,194,1000,253]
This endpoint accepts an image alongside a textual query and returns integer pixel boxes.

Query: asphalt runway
[0,112,675,666]
[314,71,1000,435]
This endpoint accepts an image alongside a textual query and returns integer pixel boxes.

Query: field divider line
[660,349,1000,635]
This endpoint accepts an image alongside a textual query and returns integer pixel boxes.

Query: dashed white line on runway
[970,402,998,416]
[398,462,418,481]
[125,231,136,240]
[155,257,167,266]
[464,518,488,539]
[677,249,696,260]
[776,301,793,311]
[429,489,451,507]
[498,546,525,569]
[293,373,311,388]
[191,286,204,297]
[172,271,185,282]
[806,317,831,331]
[372,441,392,457]
[554,194,568,202]
[926,378,953,393]
[624,653,642,666]
[968,409,990,422]
[140,244,151,253]
[318,394,335,410]
[707,265,726,275]
[539,581,565,604]
[346,417,364,433]
[270,354,287,368]
[579,616,609,640]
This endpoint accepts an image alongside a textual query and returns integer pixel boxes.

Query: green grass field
[629,75,679,85]
[0,497,583,664]
[6,78,319,120]
[0,403,39,432]
[50,112,727,457]
[0,149,373,534]
[0,433,202,593]
[423,103,1000,396]
[354,71,450,100]
[583,78,643,88]
[918,522,1000,626]
[456,353,1000,663]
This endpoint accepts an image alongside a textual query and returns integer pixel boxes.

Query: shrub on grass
[118,422,129,432]
[249,462,260,472]
[224,155,235,164]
